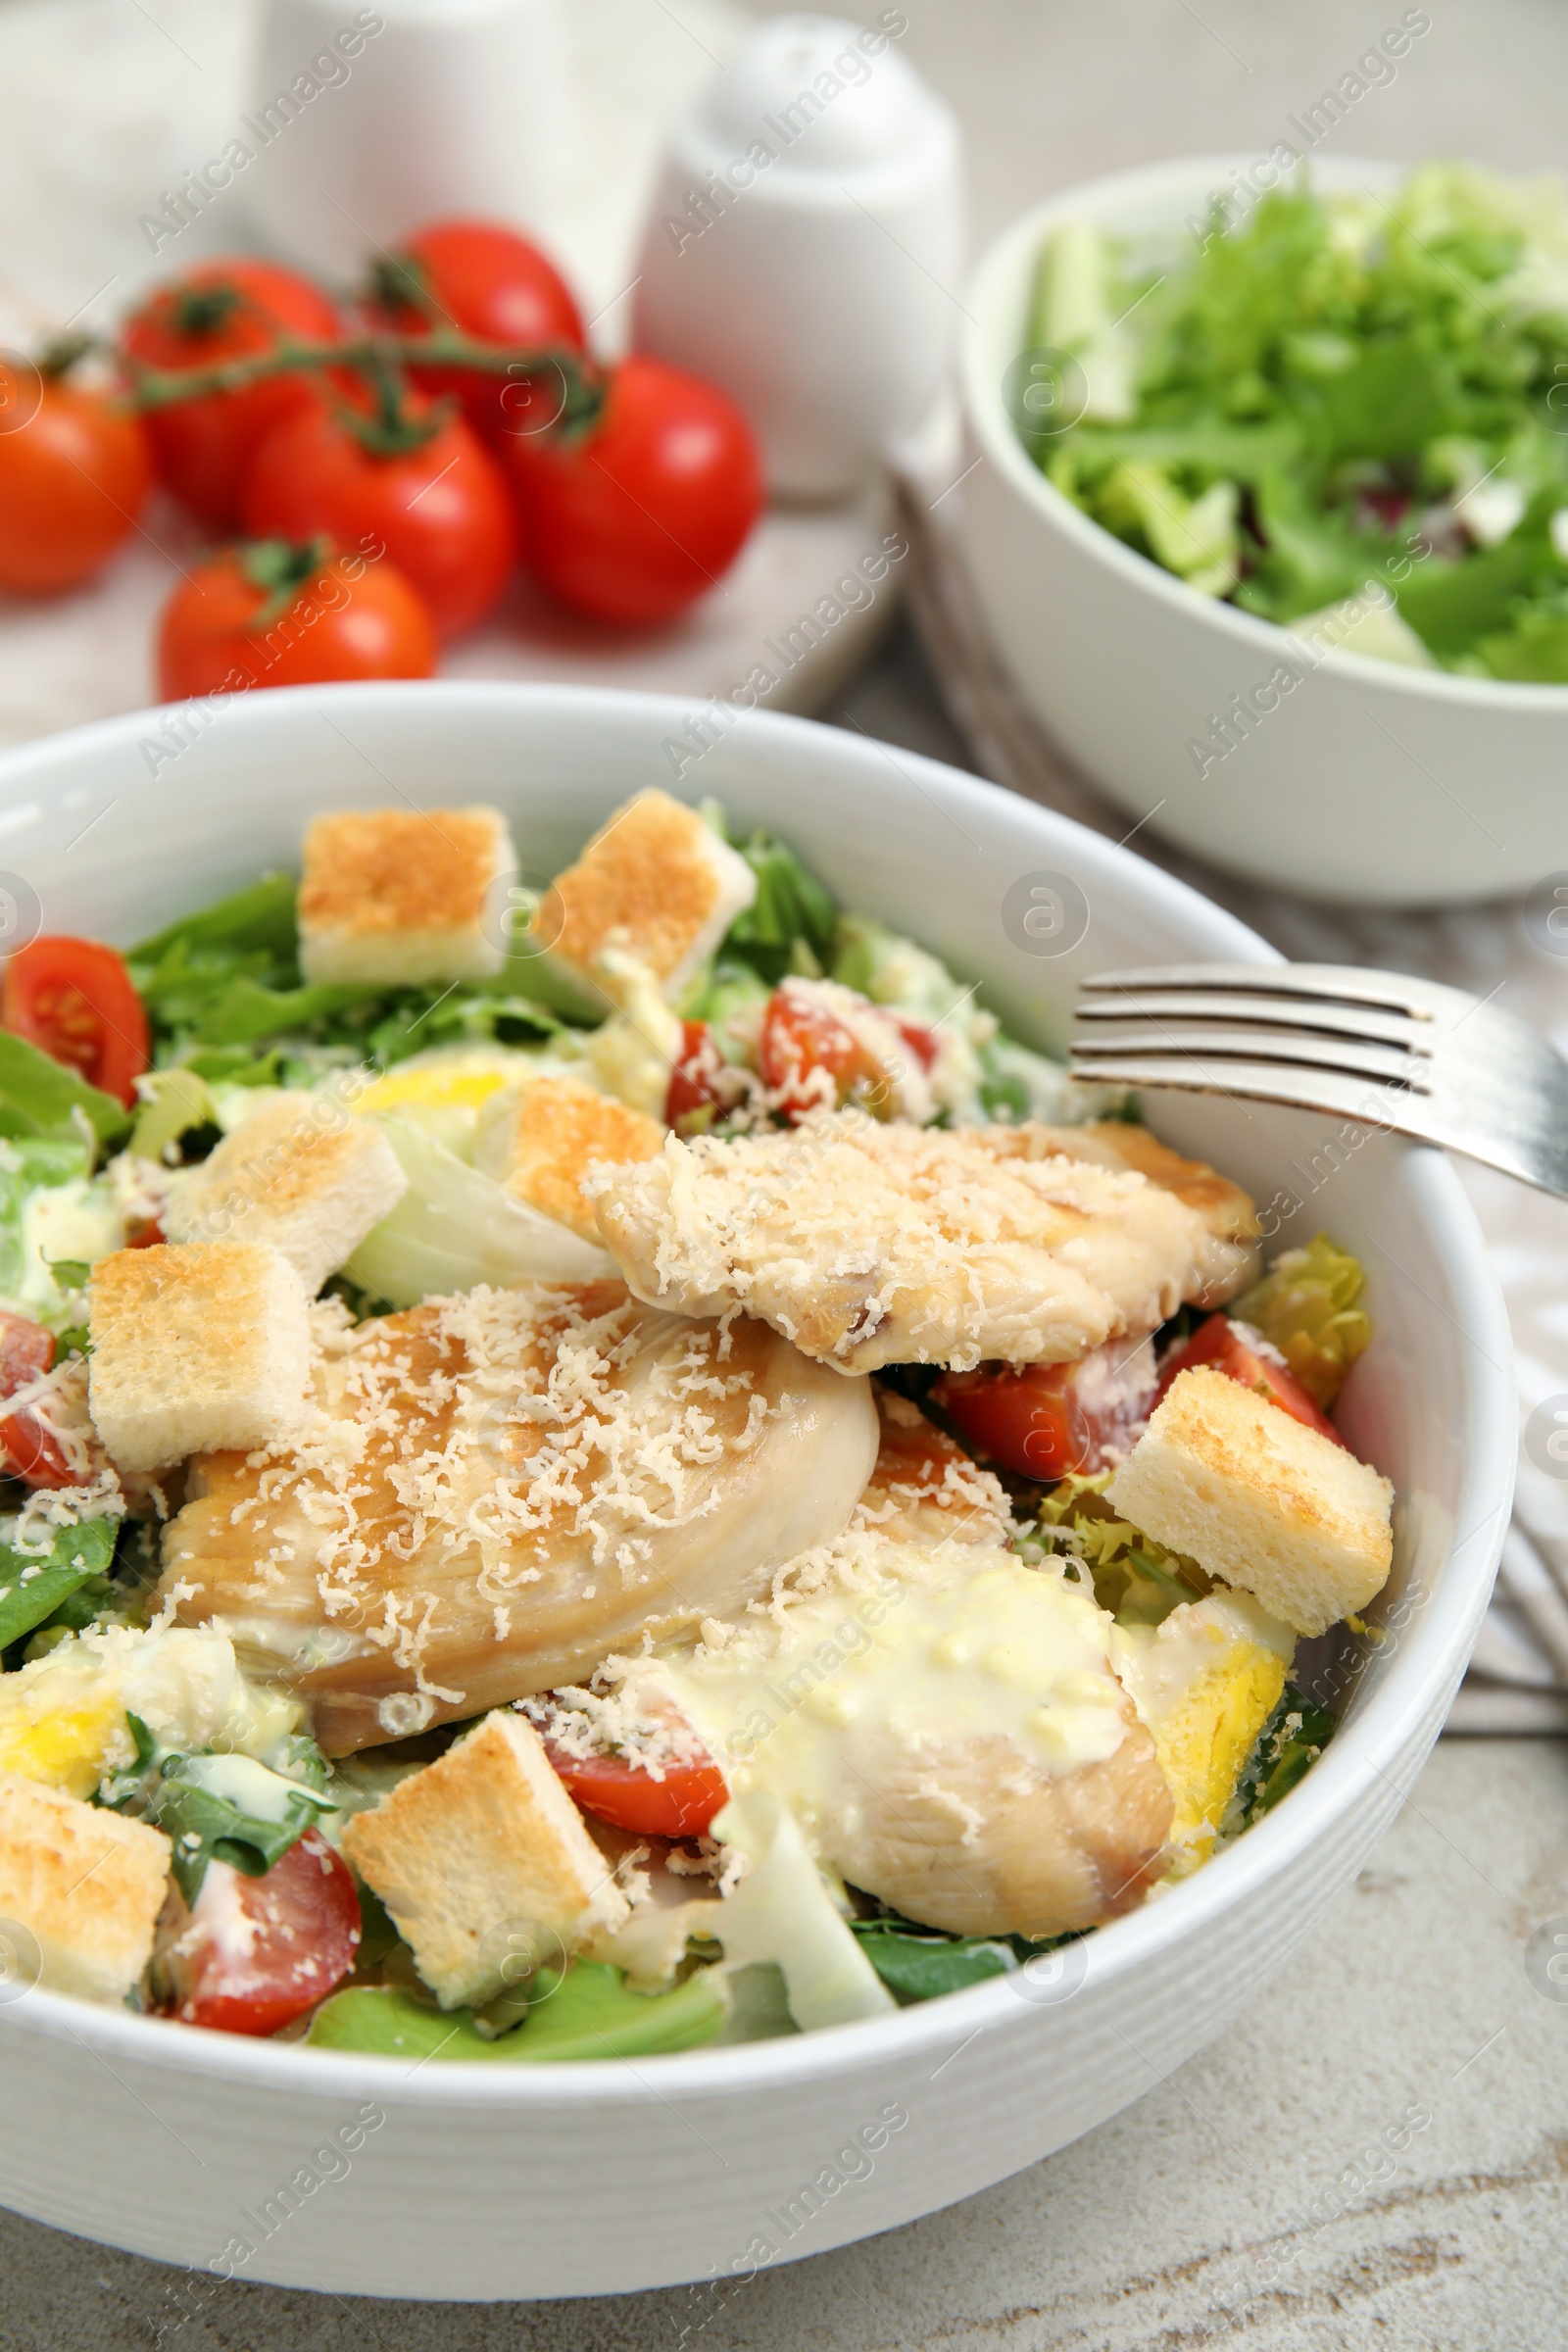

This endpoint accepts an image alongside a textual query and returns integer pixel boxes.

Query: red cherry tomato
[0,371,151,595]
[547,1742,728,1839]
[0,1405,75,1489]
[3,935,149,1106]
[367,218,585,446]
[934,1344,1157,1482]
[156,539,438,700]
[120,261,340,528]
[664,1018,724,1133]
[0,1313,66,1490]
[241,395,515,639]
[0,1313,53,1400]
[505,354,762,625]
[1157,1312,1348,1447]
[168,1832,361,2036]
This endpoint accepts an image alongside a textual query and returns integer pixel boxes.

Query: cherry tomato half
[367,218,585,445]
[664,1018,725,1133]
[547,1742,728,1839]
[504,354,762,626]
[0,1312,53,1400]
[0,1312,66,1490]
[0,1404,75,1490]
[168,1832,361,2036]
[3,935,149,1106]
[1158,1312,1347,1447]
[757,984,936,1122]
[934,1344,1157,1482]
[156,539,438,700]
[0,372,151,596]
[120,260,340,528]
[241,395,515,639]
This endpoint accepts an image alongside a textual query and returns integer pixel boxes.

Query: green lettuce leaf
[0,1035,128,1148]
[307,1960,729,2061]
[0,1517,117,1652]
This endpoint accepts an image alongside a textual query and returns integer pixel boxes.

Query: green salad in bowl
[1022,161,1568,679]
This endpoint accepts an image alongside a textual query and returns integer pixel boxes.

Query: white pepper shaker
[242,0,573,279]
[632,12,965,503]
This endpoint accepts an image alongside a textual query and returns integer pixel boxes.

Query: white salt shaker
[632,13,965,502]
[242,0,572,279]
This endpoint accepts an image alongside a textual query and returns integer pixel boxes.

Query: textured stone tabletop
[1,0,1566,2345]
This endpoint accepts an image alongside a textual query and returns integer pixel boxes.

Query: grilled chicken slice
[619,1530,1174,1939]
[1013,1121,1259,1306]
[157,1281,878,1755]
[587,1116,1254,1375]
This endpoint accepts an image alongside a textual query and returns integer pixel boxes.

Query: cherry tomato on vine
[0,365,151,595]
[156,538,438,700]
[1156,1313,1347,1447]
[167,1834,361,2036]
[366,218,585,445]
[241,393,516,638]
[546,1741,729,1839]
[3,935,149,1106]
[504,354,762,625]
[120,260,340,528]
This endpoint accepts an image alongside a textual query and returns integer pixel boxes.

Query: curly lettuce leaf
[1230,1232,1370,1407]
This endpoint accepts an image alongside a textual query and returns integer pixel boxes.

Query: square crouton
[473,1076,663,1244]
[297,806,517,987]
[340,1711,628,2010]
[533,789,757,1004]
[1107,1365,1394,1638]
[87,1242,311,1473]
[0,1774,170,2005]
[164,1094,408,1295]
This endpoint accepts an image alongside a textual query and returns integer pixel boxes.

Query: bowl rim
[0,681,1517,2105]
[959,148,1568,711]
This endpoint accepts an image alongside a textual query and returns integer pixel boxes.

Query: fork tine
[1070,1025,1431,1090]
[1065,1051,1415,1125]
[1081,962,1440,1019]
[1074,990,1427,1051]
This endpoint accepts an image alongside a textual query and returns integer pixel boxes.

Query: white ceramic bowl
[0,684,1513,2299]
[958,154,1568,906]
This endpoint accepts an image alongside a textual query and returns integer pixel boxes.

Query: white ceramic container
[0,683,1512,2299]
[958,154,1568,906]
[633,13,964,500]
[243,0,572,277]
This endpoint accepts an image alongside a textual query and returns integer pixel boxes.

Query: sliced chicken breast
[157,1281,878,1755]
[619,1530,1174,1939]
[587,1116,1253,1374]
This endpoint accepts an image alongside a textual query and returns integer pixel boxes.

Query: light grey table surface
[4,0,1568,2345]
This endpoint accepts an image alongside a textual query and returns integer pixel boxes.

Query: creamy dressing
[644,1541,1132,1853]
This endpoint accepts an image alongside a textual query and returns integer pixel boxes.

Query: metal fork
[1068,962,1568,1200]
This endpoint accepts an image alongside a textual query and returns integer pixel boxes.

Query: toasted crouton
[474,1076,663,1243]
[341,1711,627,2009]
[88,1242,311,1472]
[297,806,516,986]
[532,789,757,1004]
[0,1773,170,2004]
[1107,1366,1394,1637]
[164,1094,408,1294]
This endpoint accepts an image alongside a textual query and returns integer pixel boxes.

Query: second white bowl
[958,154,1568,906]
